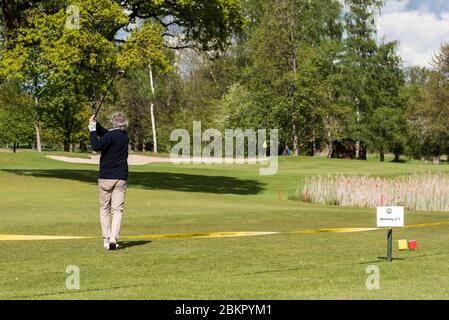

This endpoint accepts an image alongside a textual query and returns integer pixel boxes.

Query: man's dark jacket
[90,123,129,181]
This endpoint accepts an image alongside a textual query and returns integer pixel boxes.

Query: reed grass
[290,173,449,212]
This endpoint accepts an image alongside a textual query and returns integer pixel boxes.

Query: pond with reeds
[290,173,449,212]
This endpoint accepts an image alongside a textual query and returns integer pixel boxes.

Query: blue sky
[378,0,449,67]
[407,0,448,17]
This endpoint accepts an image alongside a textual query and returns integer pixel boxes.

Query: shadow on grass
[118,240,152,250]
[2,169,265,195]
[237,267,304,276]
[10,283,145,299]
[359,257,406,264]
[390,159,408,164]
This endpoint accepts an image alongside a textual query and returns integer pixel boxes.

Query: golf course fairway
[1,151,449,299]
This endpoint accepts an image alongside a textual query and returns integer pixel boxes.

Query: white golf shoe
[103,238,110,250]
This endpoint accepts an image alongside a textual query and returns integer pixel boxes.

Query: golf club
[94,70,126,118]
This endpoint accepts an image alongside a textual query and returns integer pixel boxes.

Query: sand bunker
[46,154,172,166]
[47,155,264,165]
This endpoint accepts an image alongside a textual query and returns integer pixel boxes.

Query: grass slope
[0,152,449,299]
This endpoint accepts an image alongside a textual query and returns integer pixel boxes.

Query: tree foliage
[0,0,448,162]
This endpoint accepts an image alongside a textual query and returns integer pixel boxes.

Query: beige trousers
[98,179,127,240]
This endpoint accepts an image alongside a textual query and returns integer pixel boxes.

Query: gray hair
[110,112,128,131]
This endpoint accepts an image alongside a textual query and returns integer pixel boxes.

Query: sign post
[387,228,393,262]
[377,206,404,263]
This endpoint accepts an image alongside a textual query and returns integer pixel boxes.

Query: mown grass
[1,151,449,299]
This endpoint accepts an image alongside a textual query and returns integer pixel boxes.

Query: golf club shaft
[94,73,119,118]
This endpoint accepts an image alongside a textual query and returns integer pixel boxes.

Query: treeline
[0,0,448,162]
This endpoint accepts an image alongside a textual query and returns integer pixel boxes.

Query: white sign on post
[376,206,404,227]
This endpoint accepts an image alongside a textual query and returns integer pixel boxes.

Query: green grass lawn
[1,151,449,299]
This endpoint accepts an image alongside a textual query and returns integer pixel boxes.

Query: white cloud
[378,0,449,67]
[382,0,410,14]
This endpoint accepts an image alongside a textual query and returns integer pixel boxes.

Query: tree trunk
[34,122,42,152]
[355,105,361,160]
[132,131,139,152]
[327,141,333,158]
[79,141,87,152]
[393,152,400,162]
[380,148,385,162]
[288,9,298,157]
[1,0,19,31]
[327,117,333,158]
[13,142,17,153]
[34,96,42,152]
[63,141,70,152]
[149,65,158,153]
[292,124,299,156]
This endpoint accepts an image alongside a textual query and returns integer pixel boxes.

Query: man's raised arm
[89,116,111,151]
[96,122,109,137]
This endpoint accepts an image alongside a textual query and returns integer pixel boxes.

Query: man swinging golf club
[89,112,129,250]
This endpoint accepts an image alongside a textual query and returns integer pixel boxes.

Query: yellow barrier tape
[122,231,279,240]
[0,235,90,241]
[1,220,449,241]
[0,232,278,241]
[404,221,449,229]
[291,221,449,234]
[293,227,380,234]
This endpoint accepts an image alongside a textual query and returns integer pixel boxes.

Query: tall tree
[402,66,429,160]
[237,0,342,155]
[1,0,244,151]
[403,44,449,162]
[363,41,406,162]
[0,79,35,151]
[421,43,449,161]
[339,0,384,159]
